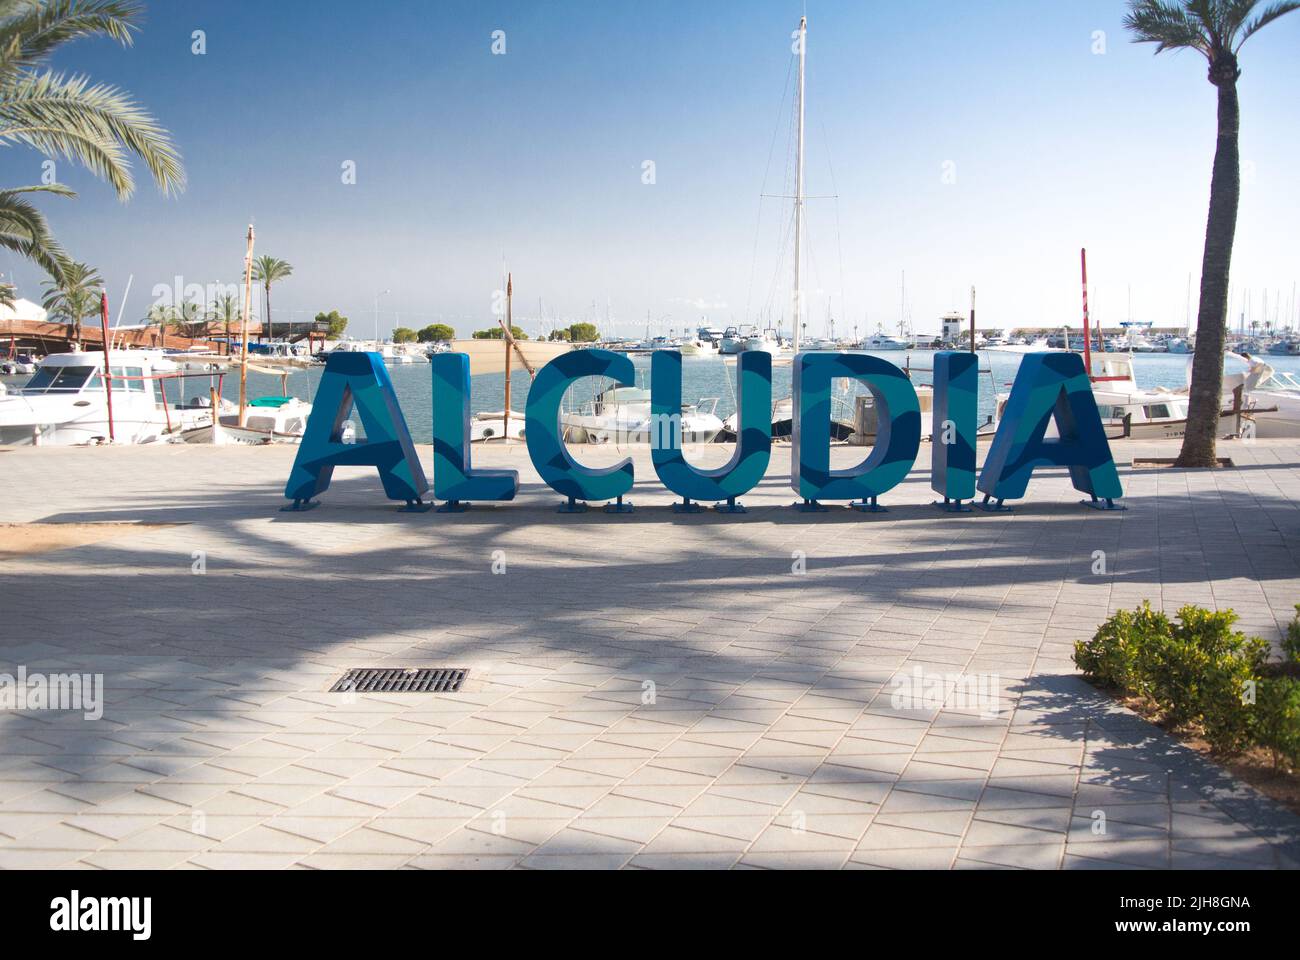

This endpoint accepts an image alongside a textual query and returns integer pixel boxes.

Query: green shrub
[1251,677,1300,771]
[1074,603,1270,755]
[1284,605,1300,664]
[1073,602,1168,694]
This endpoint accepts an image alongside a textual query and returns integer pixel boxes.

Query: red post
[99,290,116,442]
[1081,248,1092,379]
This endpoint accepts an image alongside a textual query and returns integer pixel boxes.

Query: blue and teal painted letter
[525,349,635,504]
[284,352,427,506]
[977,352,1122,505]
[651,350,771,506]
[791,352,921,503]
[431,352,519,504]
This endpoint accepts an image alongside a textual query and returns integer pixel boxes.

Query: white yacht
[0,350,222,446]
[562,385,723,445]
[860,331,909,351]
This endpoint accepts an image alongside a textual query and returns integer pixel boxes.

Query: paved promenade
[1,438,1299,869]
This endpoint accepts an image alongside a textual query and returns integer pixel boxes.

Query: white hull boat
[0,350,213,446]
[471,410,526,442]
[562,386,723,445]
[180,396,312,445]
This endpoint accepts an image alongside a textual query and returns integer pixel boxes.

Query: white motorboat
[984,338,1056,353]
[993,352,1245,440]
[860,331,909,351]
[1,352,37,375]
[678,337,718,357]
[719,326,750,355]
[742,328,781,355]
[1239,362,1300,438]
[471,409,525,442]
[563,385,723,444]
[0,350,214,445]
[180,395,313,445]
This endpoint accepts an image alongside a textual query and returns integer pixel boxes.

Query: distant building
[0,298,48,323]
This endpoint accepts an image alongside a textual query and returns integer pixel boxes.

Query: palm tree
[41,259,102,346]
[0,1,184,282]
[145,301,175,349]
[1125,0,1298,467]
[176,298,205,339]
[252,256,292,343]
[209,291,241,356]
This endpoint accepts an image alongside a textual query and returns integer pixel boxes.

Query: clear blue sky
[10,0,1299,338]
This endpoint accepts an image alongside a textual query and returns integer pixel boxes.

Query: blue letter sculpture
[651,350,771,513]
[931,351,978,511]
[977,352,1123,510]
[525,349,636,513]
[431,353,519,511]
[791,352,921,511]
[284,351,427,511]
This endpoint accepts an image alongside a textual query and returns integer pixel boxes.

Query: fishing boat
[719,326,750,355]
[742,328,781,354]
[0,350,213,445]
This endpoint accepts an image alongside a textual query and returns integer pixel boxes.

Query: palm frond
[1236,0,1300,48]
[41,257,102,321]
[1124,0,1213,55]
[0,69,184,198]
[0,184,66,278]
[253,256,293,284]
[0,0,142,77]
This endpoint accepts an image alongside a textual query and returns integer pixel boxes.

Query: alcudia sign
[282,349,1123,515]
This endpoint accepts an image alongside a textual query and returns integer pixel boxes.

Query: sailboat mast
[792,15,806,353]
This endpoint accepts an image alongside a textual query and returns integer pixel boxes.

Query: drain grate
[330,668,467,694]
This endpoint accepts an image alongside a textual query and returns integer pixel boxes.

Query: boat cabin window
[23,365,96,393]
[1144,403,1171,419]
[110,365,147,393]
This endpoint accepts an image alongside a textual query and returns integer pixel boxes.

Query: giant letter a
[284,352,427,508]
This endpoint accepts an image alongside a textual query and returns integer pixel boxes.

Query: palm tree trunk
[224,320,231,356]
[263,284,271,344]
[1175,78,1240,468]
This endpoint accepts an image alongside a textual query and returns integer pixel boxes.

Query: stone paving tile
[2,440,1299,869]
